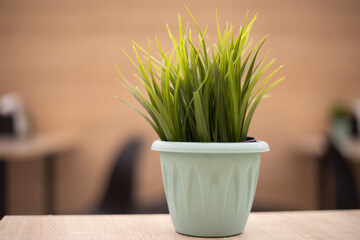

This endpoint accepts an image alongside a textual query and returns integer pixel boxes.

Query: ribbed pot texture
[152,140,269,237]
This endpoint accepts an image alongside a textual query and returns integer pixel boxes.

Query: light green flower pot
[151,140,269,237]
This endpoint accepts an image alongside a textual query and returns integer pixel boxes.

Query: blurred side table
[0,133,78,218]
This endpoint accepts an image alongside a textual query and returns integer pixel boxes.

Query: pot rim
[151,139,270,153]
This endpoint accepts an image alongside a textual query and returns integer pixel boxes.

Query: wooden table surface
[0,210,359,240]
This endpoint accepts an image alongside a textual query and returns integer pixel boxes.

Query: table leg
[0,160,6,218]
[318,157,325,209]
[45,155,55,214]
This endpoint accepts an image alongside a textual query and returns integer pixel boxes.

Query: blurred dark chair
[96,137,170,214]
[97,138,143,214]
[96,137,169,214]
[319,139,359,209]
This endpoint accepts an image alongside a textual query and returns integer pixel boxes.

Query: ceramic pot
[151,139,269,237]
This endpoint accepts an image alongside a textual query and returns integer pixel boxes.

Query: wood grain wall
[0,0,359,213]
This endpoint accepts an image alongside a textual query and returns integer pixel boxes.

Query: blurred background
[0,0,359,216]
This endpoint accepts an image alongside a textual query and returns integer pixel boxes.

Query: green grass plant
[116,6,284,142]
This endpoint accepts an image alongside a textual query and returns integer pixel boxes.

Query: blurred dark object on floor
[97,138,143,214]
[97,137,169,214]
[319,138,359,209]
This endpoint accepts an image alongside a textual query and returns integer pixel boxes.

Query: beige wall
[1,0,359,213]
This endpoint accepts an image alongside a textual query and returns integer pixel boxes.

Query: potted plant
[116,6,283,237]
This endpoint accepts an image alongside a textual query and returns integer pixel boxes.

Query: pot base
[174,222,244,238]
